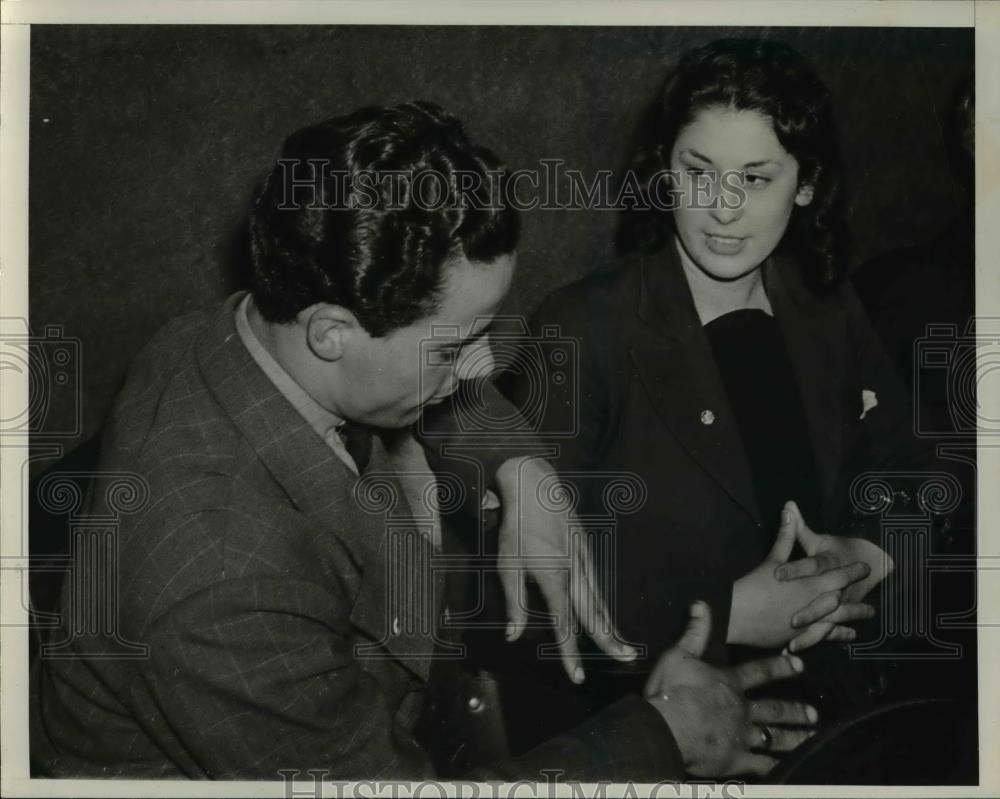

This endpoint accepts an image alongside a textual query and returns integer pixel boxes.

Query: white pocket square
[481,489,501,512]
[860,389,878,420]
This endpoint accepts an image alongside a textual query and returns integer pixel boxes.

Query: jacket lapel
[347,437,449,681]
[194,292,439,679]
[763,256,847,515]
[628,249,762,523]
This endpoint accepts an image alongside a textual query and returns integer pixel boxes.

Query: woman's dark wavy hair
[617,38,849,293]
[249,101,519,336]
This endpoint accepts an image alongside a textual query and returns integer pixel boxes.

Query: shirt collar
[234,292,346,443]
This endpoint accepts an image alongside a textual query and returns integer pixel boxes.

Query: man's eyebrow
[434,322,494,347]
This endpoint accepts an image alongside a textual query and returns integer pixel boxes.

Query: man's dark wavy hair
[617,38,849,293]
[249,101,519,336]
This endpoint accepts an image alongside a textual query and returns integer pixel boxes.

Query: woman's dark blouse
[704,308,823,540]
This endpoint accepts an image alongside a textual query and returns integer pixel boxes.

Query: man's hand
[646,602,817,778]
[494,456,637,684]
[776,500,894,606]
[727,505,874,650]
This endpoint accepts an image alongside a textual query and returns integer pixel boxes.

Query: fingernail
[505,623,514,640]
[790,613,800,627]
[573,667,585,684]
[781,646,790,656]
[776,566,788,580]
[806,705,818,723]
[787,640,798,654]
[620,645,638,660]
[781,509,792,526]
[790,655,805,672]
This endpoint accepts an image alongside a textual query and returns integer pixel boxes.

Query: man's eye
[426,348,458,367]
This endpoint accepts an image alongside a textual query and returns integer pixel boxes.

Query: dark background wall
[29,25,973,462]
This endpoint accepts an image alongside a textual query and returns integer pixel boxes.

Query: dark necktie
[338,421,373,474]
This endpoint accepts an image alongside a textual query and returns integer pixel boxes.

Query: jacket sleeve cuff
[416,377,555,517]
[479,692,685,783]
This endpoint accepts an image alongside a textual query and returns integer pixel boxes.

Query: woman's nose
[709,200,742,226]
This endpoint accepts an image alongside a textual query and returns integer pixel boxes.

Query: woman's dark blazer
[500,241,922,667]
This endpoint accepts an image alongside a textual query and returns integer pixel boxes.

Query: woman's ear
[795,183,815,207]
[302,304,361,362]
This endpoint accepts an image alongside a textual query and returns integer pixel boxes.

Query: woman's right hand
[726,508,874,649]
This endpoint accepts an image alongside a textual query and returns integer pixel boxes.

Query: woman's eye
[744,173,772,188]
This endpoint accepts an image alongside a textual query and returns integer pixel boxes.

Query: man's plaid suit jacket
[30,293,683,781]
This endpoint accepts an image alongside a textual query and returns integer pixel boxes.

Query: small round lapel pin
[700,409,715,425]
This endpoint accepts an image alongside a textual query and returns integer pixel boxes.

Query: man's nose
[454,336,495,381]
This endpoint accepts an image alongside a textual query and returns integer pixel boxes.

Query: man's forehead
[423,252,515,333]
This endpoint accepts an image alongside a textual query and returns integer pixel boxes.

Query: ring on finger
[758,725,774,751]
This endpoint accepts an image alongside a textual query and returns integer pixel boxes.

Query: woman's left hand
[775,501,893,603]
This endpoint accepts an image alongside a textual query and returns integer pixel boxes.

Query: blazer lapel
[194,293,440,679]
[347,436,449,680]
[763,256,847,515]
[628,249,762,524]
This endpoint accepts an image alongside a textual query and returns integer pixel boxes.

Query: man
[32,102,836,781]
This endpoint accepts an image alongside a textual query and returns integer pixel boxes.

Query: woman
[495,38,920,746]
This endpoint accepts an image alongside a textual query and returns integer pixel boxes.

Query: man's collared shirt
[234,292,361,475]
[234,292,441,546]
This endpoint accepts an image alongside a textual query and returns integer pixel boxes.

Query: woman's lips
[705,232,747,255]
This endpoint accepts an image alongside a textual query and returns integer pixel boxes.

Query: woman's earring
[795,184,815,206]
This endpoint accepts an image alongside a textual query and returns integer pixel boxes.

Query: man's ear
[795,182,815,207]
[301,304,362,362]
